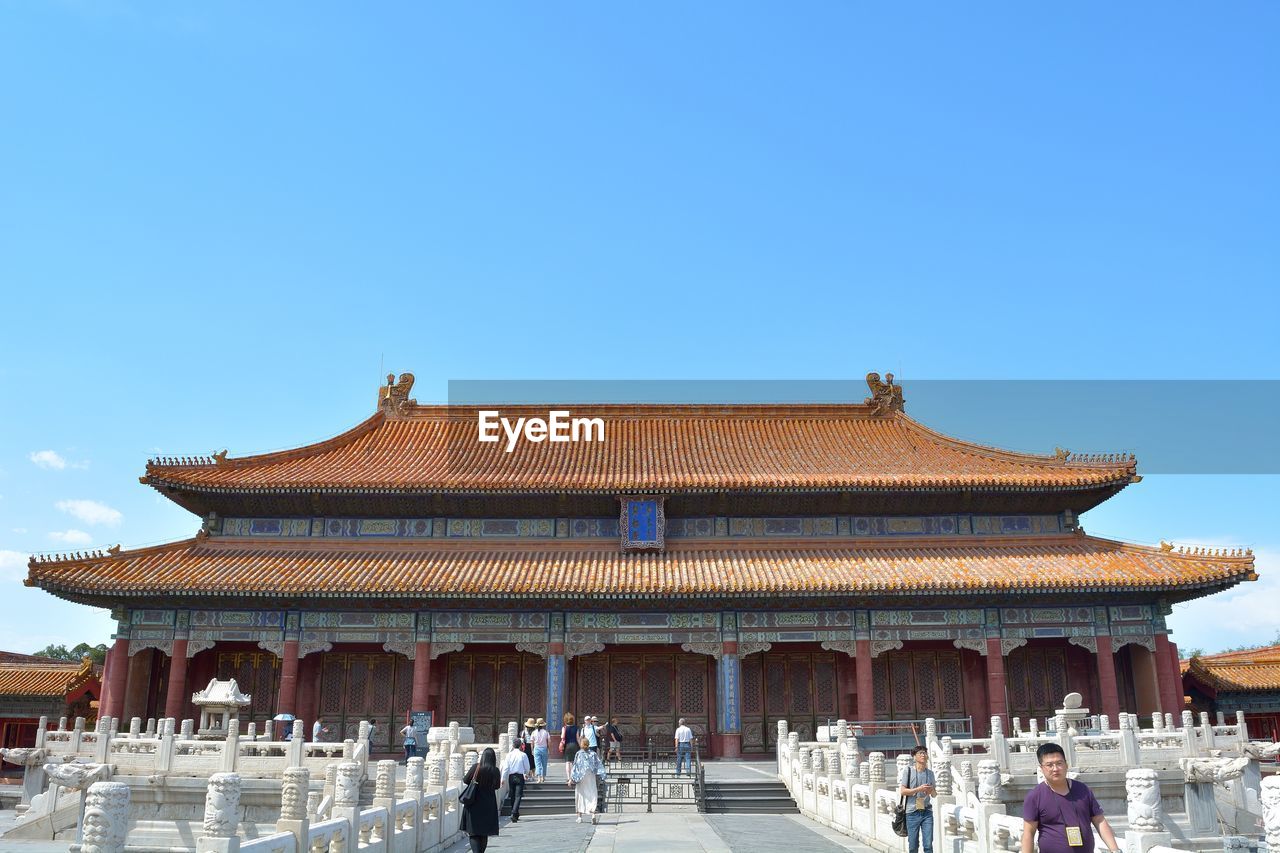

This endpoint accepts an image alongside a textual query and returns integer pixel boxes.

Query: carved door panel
[442,652,550,742]
[610,656,644,743]
[471,656,497,743]
[675,655,710,741]
[875,650,967,721]
[314,652,411,750]
[741,653,766,750]
[643,656,674,743]
[215,652,280,731]
[739,651,836,749]
[1007,646,1069,721]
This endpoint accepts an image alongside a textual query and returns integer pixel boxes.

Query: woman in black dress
[461,748,502,853]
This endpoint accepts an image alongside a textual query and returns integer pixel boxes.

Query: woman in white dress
[566,733,607,824]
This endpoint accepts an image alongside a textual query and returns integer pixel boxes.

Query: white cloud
[30,450,68,470]
[55,499,122,527]
[1168,545,1280,654]
[0,550,28,583]
[29,450,88,471]
[49,529,93,545]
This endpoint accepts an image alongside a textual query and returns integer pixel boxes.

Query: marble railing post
[1260,776,1280,853]
[276,766,310,851]
[81,781,131,853]
[331,761,362,851]
[196,773,242,853]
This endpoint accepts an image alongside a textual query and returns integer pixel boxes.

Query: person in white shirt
[674,718,694,776]
[500,742,531,822]
[399,720,418,763]
[312,718,323,742]
[583,715,599,751]
[529,719,551,783]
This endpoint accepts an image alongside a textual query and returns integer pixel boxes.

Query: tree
[32,643,108,665]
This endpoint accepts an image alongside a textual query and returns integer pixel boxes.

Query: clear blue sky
[1,3,1276,657]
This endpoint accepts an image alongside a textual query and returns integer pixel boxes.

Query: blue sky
[1,2,1276,656]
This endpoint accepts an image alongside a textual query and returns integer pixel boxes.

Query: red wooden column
[1153,634,1180,714]
[164,639,190,720]
[854,639,875,723]
[984,638,1009,732]
[1167,640,1183,711]
[717,640,742,759]
[104,638,130,720]
[1094,635,1121,723]
[276,639,300,717]
[412,641,432,712]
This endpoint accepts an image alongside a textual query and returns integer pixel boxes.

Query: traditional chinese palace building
[25,374,1257,758]
[0,653,100,752]
[1182,644,1280,743]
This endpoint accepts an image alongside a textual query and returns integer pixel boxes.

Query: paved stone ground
[439,812,877,853]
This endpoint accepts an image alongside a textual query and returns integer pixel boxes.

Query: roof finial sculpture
[864,372,904,416]
[379,372,416,415]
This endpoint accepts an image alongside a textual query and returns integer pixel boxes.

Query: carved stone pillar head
[202,773,242,838]
[499,734,511,755]
[335,761,362,808]
[868,752,885,783]
[977,760,1001,804]
[358,721,371,742]
[836,719,849,743]
[406,757,424,792]
[1181,711,1195,729]
[1199,712,1211,728]
[129,718,141,737]
[428,755,446,787]
[81,781,131,853]
[306,790,321,820]
[859,763,870,785]
[324,762,339,792]
[798,746,812,770]
[1260,776,1280,853]
[375,760,396,800]
[990,716,1003,737]
[777,720,789,741]
[1125,768,1164,832]
[292,720,304,741]
[280,767,309,821]
[507,721,518,739]
[181,719,194,739]
[925,717,938,742]
[449,721,460,741]
[1151,713,1163,732]
[464,750,478,772]
[787,731,800,751]
[447,754,464,782]
[934,759,953,796]
[1099,715,1111,733]
[896,753,911,780]
[246,722,257,740]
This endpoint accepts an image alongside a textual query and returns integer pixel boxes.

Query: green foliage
[32,642,108,665]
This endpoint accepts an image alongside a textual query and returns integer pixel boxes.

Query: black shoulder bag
[892,769,911,837]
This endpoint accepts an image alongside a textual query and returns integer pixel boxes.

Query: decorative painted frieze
[214,512,1065,540]
[872,609,983,626]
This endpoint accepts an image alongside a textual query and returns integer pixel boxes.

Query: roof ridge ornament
[379,372,416,416]
[864,372,904,416]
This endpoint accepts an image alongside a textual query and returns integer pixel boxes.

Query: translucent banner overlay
[446,379,1280,474]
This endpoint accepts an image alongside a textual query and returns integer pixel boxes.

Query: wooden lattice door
[610,655,643,743]
[872,650,966,721]
[443,652,547,742]
[1006,646,1069,721]
[741,651,838,750]
[316,652,413,750]
[215,651,280,731]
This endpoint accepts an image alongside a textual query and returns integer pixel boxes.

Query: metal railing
[598,738,704,812]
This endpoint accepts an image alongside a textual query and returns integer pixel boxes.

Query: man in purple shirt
[1021,743,1121,853]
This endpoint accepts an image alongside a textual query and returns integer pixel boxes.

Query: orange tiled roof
[141,404,1138,494]
[1183,644,1280,692]
[26,534,1253,602]
[0,657,96,698]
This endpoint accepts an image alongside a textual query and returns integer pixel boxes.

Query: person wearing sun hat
[529,718,550,783]
[520,717,537,763]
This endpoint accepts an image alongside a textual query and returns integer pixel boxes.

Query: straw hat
[536,718,546,727]
[525,717,537,728]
